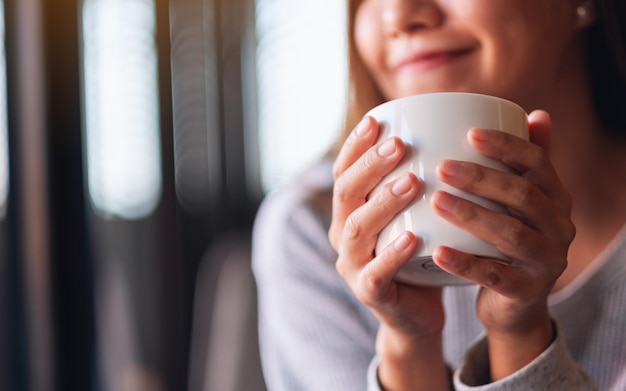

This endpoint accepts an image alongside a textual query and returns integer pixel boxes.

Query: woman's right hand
[328,116,449,390]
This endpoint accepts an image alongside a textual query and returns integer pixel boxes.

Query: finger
[467,127,550,177]
[528,110,552,153]
[467,127,572,216]
[431,190,549,262]
[437,160,555,231]
[351,232,420,307]
[332,116,380,180]
[340,173,420,264]
[431,247,536,299]
[433,246,565,303]
[329,137,406,249]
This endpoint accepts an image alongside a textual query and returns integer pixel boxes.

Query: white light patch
[255,0,348,191]
[82,0,162,219]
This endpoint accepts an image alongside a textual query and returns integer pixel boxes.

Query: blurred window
[169,1,220,213]
[0,0,7,219]
[81,0,162,219]
[254,0,348,192]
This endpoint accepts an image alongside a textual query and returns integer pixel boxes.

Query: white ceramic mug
[367,92,529,286]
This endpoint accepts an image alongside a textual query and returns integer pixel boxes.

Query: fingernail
[434,191,457,212]
[435,247,455,266]
[377,138,396,157]
[394,232,411,251]
[355,117,370,136]
[439,160,461,177]
[469,127,490,142]
[391,175,412,195]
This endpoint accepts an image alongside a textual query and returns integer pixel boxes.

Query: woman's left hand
[431,110,576,380]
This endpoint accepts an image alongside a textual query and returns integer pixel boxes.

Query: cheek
[470,15,575,100]
[354,8,385,76]
[476,40,564,107]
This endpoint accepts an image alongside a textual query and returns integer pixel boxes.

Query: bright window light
[255,0,348,192]
[82,0,162,219]
[0,1,8,219]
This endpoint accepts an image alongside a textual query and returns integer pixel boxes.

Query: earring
[575,1,595,24]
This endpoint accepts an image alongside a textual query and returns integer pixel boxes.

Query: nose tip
[382,1,443,37]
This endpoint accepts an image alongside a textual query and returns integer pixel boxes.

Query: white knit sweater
[252,158,626,390]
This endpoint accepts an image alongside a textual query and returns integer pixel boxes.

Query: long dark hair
[588,0,626,138]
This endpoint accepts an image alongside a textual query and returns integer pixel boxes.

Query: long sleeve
[453,325,596,390]
[252,176,380,390]
[252,159,626,390]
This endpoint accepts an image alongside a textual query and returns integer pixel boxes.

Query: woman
[252,0,626,389]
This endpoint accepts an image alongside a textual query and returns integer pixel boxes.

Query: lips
[394,46,476,73]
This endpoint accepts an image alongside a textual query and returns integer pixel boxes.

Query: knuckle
[479,263,517,295]
[482,267,505,291]
[359,149,378,173]
[457,201,479,222]
[453,163,484,191]
[354,288,375,307]
[496,132,517,157]
[333,178,350,204]
[563,219,577,243]
[353,282,376,307]
[552,214,576,247]
[343,215,362,241]
[370,190,389,213]
[360,267,384,303]
[501,221,529,247]
[511,180,536,208]
[355,265,389,307]
[468,164,486,188]
[335,257,348,278]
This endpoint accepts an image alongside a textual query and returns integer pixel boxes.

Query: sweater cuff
[367,356,383,391]
[453,324,595,390]
[367,355,455,391]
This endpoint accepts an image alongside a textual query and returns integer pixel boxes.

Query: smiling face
[353,0,592,108]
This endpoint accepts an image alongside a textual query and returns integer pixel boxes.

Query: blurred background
[0,0,347,390]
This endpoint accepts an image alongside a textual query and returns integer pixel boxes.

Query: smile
[396,47,476,74]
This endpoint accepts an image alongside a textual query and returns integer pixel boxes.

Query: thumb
[528,110,552,153]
